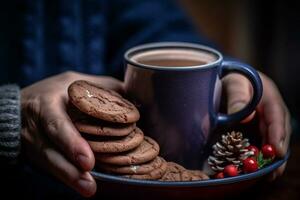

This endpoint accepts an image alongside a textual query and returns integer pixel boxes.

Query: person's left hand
[21,71,124,197]
[223,72,291,180]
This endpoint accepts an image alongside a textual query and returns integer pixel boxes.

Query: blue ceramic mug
[124,42,262,169]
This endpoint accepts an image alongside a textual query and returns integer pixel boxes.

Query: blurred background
[180,2,300,198]
[180,0,300,132]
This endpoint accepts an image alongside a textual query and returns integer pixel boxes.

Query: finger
[259,74,291,157]
[283,107,291,154]
[257,108,268,144]
[41,97,95,171]
[267,162,287,181]
[222,73,255,123]
[263,102,286,157]
[260,125,267,145]
[276,161,287,177]
[22,128,97,197]
[41,146,97,197]
[68,72,125,94]
[90,76,125,94]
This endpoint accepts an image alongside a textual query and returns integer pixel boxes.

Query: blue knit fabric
[7,0,215,87]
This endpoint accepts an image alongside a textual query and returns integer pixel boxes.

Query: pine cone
[208,131,254,172]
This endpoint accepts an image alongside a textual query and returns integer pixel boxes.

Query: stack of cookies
[67,80,167,180]
[68,80,209,181]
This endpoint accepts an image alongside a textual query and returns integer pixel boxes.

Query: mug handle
[216,61,263,126]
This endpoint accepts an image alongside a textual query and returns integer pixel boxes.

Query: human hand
[21,71,123,197]
[223,72,291,180]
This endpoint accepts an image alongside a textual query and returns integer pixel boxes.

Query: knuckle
[22,95,40,109]
[45,117,64,136]
[21,97,41,122]
[42,96,62,109]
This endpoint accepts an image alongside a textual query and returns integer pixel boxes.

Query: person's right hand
[223,72,291,180]
[21,71,124,197]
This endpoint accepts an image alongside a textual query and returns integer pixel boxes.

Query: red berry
[215,172,224,179]
[243,157,259,173]
[223,165,238,177]
[247,145,259,157]
[262,144,276,159]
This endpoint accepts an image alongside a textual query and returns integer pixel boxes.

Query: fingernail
[228,102,246,114]
[77,178,93,191]
[77,174,96,197]
[77,154,89,168]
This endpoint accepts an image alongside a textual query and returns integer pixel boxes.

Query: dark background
[0,1,299,199]
[180,0,300,132]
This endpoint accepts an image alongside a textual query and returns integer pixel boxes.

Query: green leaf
[264,158,273,165]
[257,152,265,168]
[256,151,274,168]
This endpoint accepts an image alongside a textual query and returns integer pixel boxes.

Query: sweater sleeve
[0,84,21,164]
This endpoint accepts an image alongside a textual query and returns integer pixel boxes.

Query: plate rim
[91,150,289,187]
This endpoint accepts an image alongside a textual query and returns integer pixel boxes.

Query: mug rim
[124,42,223,71]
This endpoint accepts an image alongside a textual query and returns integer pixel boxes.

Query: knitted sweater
[0,85,20,163]
[0,0,215,163]
[0,0,215,87]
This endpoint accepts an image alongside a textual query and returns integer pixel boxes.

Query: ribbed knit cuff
[0,85,21,164]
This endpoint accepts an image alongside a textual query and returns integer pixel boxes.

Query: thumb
[77,73,124,94]
[223,73,255,123]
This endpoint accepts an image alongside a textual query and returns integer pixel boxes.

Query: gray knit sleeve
[0,85,21,163]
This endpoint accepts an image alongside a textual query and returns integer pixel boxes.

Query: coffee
[131,49,217,67]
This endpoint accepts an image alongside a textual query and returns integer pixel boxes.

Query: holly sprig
[257,152,273,168]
